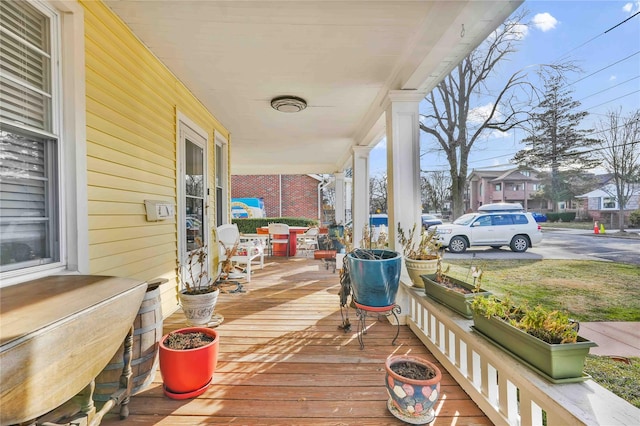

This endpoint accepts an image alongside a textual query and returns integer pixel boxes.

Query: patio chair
[297,227,319,256]
[217,224,264,282]
[267,223,290,257]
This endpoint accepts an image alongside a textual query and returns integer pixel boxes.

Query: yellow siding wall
[80,0,230,317]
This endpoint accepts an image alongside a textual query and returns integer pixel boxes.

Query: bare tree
[369,173,388,214]
[421,170,451,213]
[595,109,640,232]
[419,9,573,219]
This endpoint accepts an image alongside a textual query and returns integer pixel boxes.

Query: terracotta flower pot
[384,355,442,424]
[159,327,219,399]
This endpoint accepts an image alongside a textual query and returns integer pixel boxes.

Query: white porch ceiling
[103,0,522,175]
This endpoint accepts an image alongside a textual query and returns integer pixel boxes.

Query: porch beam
[334,172,346,226]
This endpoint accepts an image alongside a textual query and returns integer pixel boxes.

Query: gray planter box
[472,312,597,382]
[420,274,491,319]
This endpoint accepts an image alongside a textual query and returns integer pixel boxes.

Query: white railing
[400,284,640,426]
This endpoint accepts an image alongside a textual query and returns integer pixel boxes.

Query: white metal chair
[217,224,263,282]
[267,223,290,257]
[297,227,319,256]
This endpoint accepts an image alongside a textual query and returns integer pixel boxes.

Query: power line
[584,89,640,112]
[577,76,640,103]
[553,11,640,63]
[568,51,640,87]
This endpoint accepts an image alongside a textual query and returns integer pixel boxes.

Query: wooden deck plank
[101,257,490,425]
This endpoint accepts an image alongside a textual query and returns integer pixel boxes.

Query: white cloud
[468,103,499,124]
[609,75,617,81]
[623,2,640,13]
[532,13,558,32]
[507,23,529,41]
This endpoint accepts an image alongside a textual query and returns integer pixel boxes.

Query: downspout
[279,174,283,217]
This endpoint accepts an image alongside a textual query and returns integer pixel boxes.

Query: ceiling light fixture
[270,95,307,113]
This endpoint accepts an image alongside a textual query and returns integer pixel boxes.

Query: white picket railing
[399,284,640,426]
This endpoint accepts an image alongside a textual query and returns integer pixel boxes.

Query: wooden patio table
[0,275,147,425]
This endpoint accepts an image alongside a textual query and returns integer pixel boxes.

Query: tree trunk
[618,206,625,232]
[451,174,465,220]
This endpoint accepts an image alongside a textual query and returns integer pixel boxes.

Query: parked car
[421,214,443,229]
[531,212,548,223]
[435,211,542,253]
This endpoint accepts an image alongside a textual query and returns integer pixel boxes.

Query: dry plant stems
[178,237,223,295]
[219,239,240,279]
[397,223,440,260]
[470,295,579,344]
[360,224,388,249]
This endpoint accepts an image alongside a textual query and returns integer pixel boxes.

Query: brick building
[231,174,324,220]
[467,168,548,212]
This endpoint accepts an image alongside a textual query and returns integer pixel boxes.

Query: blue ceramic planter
[347,249,401,307]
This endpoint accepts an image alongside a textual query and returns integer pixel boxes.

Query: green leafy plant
[397,223,440,260]
[470,295,579,344]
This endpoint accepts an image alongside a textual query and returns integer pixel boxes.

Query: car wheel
[490,245,501,249]
[510,235,529,253]
[448,236,467,253]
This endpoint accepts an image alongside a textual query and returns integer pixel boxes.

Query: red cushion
[313,250,336,260]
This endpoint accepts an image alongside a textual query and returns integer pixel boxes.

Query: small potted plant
[397,223,441,288]
[384,355,442,424]
[420,258,492,319]
[177,236,225,326]
[345,225,401,308]
[469,295,597,382]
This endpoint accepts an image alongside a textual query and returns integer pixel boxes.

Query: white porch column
[334,172,346,226]
[385,90,424,324]
[385,90,425,250]
[352,146,372,248]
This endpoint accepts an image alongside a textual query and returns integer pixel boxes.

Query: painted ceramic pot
[384,355,442,424]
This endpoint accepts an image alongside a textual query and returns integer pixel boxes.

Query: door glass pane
[185,139,204,252]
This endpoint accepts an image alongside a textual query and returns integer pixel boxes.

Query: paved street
[442,227,640,265]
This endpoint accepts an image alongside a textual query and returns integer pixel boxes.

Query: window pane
[0,129,59,271]
[0,0,52,132]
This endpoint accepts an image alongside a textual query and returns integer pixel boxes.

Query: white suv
[435,212,542,253]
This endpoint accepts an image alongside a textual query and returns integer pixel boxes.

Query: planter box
[420,274,491,319]
[472,312,597,382]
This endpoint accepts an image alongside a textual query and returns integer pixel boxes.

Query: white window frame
[1,0,87,287]
[601,196,618,210]
[215,132,229,225]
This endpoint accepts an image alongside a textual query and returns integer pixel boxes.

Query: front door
[178,118,209,281]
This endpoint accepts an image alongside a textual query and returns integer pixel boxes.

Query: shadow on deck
[102,256,488,425]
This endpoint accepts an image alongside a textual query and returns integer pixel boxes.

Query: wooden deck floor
[102,256,490,425]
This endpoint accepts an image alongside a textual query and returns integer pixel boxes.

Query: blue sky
[370,0,640,176]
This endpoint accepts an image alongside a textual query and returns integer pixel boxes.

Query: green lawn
[444,259,640,321]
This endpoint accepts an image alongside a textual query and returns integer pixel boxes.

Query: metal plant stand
[354,301,401,350]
